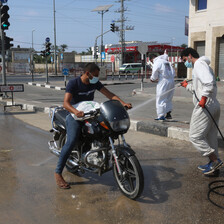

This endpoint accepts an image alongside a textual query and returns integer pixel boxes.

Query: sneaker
[203,159,223,175]
[198,161,212,171]
[165,111,172,119]
[155,116,166,121]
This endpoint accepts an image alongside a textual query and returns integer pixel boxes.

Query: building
[189,0,224,80]
[105,41,184,64]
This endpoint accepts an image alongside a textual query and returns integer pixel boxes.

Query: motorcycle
[48,100,144,200]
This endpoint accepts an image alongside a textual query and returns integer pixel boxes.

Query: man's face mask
[89,73,99,84]
[89,76,99,84]
[184,57,193,68]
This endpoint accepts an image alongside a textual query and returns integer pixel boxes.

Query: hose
[192,90,224,142]
[192,89,224,209]
[207,180,224,209]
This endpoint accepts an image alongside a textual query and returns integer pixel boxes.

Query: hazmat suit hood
[186,56,217,106]
[197,56,211,66]
[153,54,168,63]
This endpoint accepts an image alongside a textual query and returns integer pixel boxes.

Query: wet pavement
[0,106,224,224]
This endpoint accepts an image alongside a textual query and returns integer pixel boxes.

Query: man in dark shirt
[55,63,132,189]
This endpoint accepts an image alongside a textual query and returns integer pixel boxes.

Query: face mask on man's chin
[184,60,193,68]
[184,57,193,68]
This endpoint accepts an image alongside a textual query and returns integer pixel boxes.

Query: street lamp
[92,5,113,66]
[53,0,57,76]
[32,29,35,50]
[31,29,35,82]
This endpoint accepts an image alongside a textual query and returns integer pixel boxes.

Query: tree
[86,47,92,55]
[60,44,68,52]
[181,44,187,48]
[80,47,92,55]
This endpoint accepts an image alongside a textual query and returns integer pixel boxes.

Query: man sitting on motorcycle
[55,62,132,189]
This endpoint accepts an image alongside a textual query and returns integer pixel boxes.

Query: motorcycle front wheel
[113,153,144,200]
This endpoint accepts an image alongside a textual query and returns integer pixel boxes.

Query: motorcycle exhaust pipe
[50,147,60,157]
[48,141,78,167]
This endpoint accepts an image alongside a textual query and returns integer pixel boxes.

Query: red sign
[111,55,115,62]
[0,66,2,72]
[0,84,24,92]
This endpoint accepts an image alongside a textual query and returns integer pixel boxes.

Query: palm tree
[60,44,68,52]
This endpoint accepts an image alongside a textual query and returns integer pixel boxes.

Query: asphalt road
[0,106,224,224]
[3,80,194,124]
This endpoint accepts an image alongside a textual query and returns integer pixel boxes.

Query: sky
[5,0,189,53]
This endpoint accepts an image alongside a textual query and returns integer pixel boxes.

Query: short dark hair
[84,63,100,73]
[149,54,157,61]
[181,47,200,59]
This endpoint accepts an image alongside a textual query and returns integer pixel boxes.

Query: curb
[129,120,189,142]
[27,82,66,91]
[27,81,138,90]
[2,99,190,142]
[4,97,224,144]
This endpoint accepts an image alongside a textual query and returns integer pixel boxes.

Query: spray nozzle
[178,79,192,87]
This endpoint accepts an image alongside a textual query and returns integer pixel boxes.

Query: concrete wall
[188,0,224,78]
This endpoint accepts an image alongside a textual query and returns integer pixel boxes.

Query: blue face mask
[89,76,99,84]
[184,61,193,68]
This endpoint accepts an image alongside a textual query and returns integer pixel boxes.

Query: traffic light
[0,34,13,51]
[4,36,13,50]
[45,42,51,56]
[41,50,46,57]
[1,5,10,30]
[110,23,115,32]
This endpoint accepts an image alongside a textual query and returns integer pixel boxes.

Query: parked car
[119,63,142,74]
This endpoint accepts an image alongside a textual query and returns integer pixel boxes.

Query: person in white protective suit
[180,47,223,175]
[149,52,175,120]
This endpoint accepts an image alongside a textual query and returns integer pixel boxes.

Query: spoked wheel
[58,133,79,174]
[113,154,144,200]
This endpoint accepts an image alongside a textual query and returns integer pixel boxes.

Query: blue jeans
[55,114,82,174]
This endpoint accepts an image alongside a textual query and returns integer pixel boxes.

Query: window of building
[197,0,207,11]
[195,41,205,57]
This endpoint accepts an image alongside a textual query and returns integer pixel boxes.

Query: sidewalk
[132,81,224,142]
[2,78,224,143]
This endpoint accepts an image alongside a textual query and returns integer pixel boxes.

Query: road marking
[0,149,14,152]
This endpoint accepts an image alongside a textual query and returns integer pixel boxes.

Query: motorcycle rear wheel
[113,153,144,200]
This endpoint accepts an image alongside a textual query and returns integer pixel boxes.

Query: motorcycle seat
[54,109,69,127]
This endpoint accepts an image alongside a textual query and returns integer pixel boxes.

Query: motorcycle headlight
[109,118,130,132]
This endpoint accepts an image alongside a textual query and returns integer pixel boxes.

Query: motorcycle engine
[86,141,105,167]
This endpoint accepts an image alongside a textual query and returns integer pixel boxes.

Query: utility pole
[31,29,35,82]
[0,2,11,86]
[120,0,125,66]
[115,0,134,66]
[0,2,6,85]
[53,0,57,76]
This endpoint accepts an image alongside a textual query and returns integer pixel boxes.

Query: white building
[189,0,224,80]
